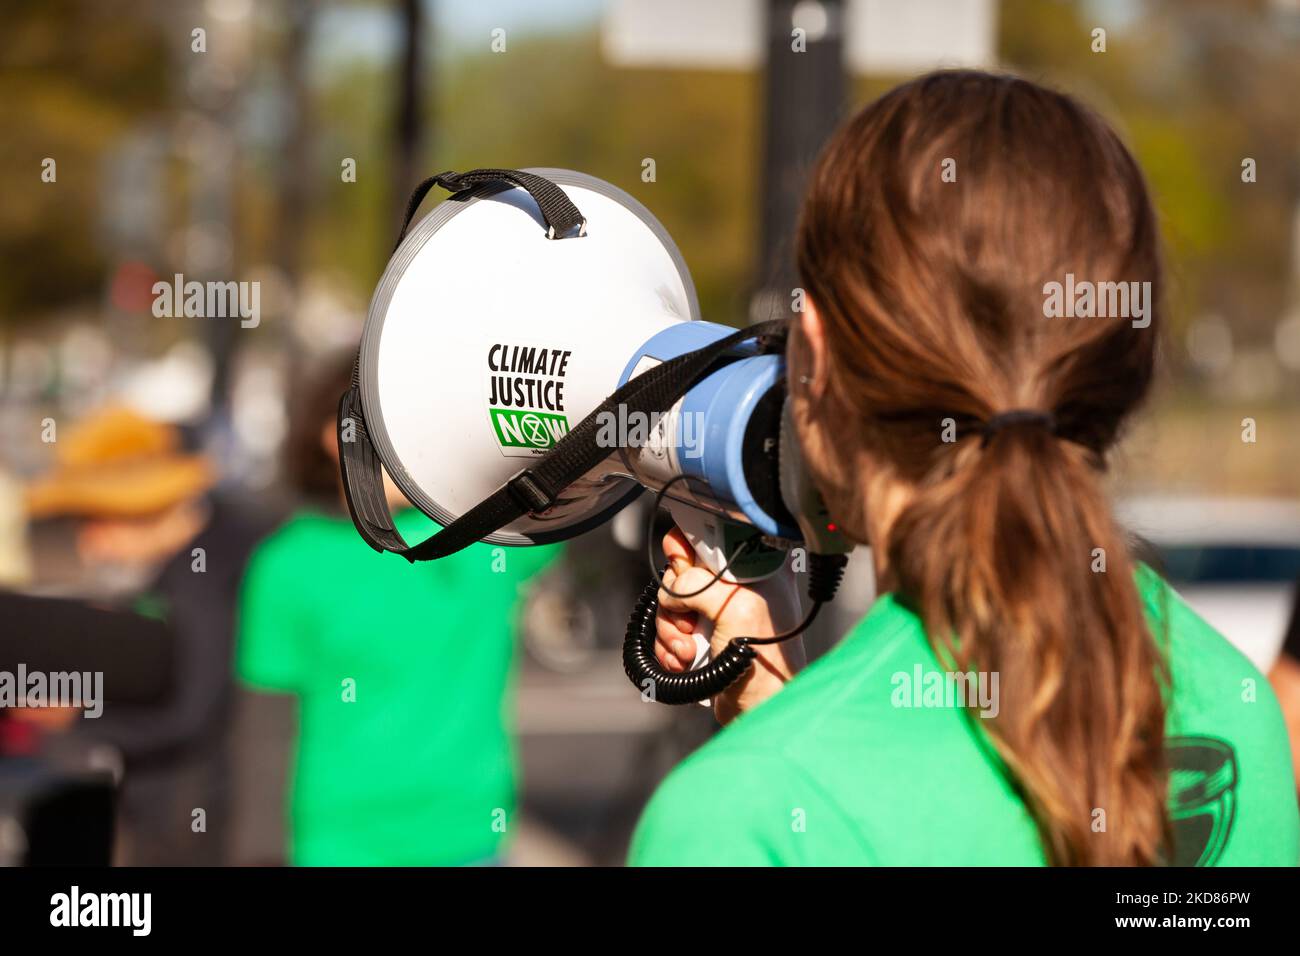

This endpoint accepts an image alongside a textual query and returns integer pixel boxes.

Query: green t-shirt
[629,566,1300,866]
[237,508,558,866]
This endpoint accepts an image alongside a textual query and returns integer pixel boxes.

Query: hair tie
[980,409,1057,446]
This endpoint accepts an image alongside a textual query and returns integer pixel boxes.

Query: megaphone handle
[665,503,738,583]
[666,503,754,703]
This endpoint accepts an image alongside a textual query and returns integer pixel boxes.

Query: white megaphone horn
[339,168,849,704]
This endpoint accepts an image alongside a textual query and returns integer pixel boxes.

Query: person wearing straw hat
[25,407,218,585]
[18,405,275,865]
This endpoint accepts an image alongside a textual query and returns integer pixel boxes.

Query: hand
[654,527,805,724]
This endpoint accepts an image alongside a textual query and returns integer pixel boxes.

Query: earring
[798,375,814,386]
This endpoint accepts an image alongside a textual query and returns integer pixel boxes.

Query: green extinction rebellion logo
[487,343,572,457]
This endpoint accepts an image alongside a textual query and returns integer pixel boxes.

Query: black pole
[393,0,425,232]
[756,0,846,664]
[754,0,846,321]
[274,0,313,297]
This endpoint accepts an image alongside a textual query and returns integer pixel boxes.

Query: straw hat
[25,407,216,519]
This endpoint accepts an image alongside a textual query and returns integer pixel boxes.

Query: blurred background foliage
[0,0,1297,492]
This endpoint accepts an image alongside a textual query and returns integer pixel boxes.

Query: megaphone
[339,168,849,704]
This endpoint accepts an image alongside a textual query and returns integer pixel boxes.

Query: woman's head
[791,71,1168,865]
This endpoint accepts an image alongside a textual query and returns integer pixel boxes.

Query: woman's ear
[791,297,830,403]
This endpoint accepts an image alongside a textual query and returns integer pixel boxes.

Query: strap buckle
[505,469,557,514]
[546,218,588,240]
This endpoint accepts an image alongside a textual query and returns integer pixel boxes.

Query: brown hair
[284,351,356,506]
[796,71,1169,865]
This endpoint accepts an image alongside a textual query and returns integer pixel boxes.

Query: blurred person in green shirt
[237,354,557,865]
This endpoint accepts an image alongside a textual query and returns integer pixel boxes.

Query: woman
[630,71,1299,866]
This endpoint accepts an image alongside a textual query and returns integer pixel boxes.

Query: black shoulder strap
[339,319,788,563]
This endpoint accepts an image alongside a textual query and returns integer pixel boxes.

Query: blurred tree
[309,29,759,327]
[996,0,1300,357]
[0,0,171,323]
[5,0,1298,402]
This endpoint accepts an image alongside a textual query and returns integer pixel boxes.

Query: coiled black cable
[622,574,759,705]
[621,552,848,705]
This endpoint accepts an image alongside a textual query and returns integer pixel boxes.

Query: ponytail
[887,426,1169,865]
